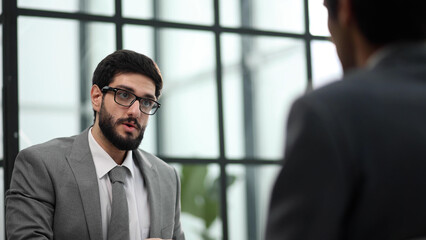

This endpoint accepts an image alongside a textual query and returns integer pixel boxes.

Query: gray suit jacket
[6,128,185,240]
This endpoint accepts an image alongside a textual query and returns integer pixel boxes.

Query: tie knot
[108,166,127,184]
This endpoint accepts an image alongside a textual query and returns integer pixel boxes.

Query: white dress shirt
[88,128,150,240]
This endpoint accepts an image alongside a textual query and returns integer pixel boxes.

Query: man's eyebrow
[115,84,135,92]
[142,93,156,100]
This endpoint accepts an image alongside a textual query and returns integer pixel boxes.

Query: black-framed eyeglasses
[101,86,161,115]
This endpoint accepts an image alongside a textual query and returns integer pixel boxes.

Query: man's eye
[141,99,153,107]
[118,91,130,99]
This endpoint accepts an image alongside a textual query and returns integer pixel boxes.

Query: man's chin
[121,131,137,138]
[114,138,143,151]
[114,131,144,150]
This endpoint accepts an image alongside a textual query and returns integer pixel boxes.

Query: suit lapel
[66,129,103,240]
[134,150,162,237]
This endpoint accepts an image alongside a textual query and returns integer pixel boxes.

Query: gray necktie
[107,166,129,240]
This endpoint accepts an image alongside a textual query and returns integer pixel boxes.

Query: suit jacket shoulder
[6,130,102,240]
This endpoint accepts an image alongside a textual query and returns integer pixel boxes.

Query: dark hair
[324,0,426,45]
[91,49,163,119]
[92,49,162,97]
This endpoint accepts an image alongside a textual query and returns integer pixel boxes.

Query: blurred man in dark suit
[265,0,426,239]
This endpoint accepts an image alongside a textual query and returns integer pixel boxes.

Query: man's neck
[353,30,381,68]
[90,126,126,165]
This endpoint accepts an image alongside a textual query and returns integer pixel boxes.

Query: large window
[2,0,342,239]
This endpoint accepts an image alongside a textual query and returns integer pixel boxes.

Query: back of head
[325,0,426,46]
[92,49,163,99]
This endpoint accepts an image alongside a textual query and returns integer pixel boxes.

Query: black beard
[98,102,145,150]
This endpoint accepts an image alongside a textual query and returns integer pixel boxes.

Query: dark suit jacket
[265,43,426,240]
[6,128,185,240]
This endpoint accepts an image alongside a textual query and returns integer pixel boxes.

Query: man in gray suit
[6,50,185,240]
[266,0,426,239]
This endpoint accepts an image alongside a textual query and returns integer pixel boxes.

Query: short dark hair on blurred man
[325,0,426,45]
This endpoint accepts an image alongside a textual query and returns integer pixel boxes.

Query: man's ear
[338,0,353,26]
[91,85,102,113]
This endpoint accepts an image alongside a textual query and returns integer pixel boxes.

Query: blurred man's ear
[337,0,353,26]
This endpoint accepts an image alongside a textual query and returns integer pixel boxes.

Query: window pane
[219,0,240,27]
[159,29,218,158]
[123,25,154,57]
[83,22,117,78]
[18,17,115,149]
[174,164,222,240]
[159,0,213,25]
[80,22,117,127]
[18,0,114,16]
[227,165,280,240]
[309,0,330,36]
[220,0,304,33]
[122,0,153,19]
[311,40,342,89]
[222,34,306,159]
[221,34,244,159]
[123,24,157,154]
[18,17,79,149]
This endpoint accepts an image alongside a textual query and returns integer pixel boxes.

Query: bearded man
[6,50,185,240]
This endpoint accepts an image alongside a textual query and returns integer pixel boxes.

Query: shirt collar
[88,127,134,179]
[366,46,392,69]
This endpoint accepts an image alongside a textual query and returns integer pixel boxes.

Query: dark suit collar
[66,128,103,240]
[133,149,162,237]
[371,41,426,70]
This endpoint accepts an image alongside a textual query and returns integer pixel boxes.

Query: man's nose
[127,100,141,117]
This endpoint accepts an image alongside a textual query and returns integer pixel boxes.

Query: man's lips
[122,122,138,131]
[123,122,136,128]
[117,118,141,131]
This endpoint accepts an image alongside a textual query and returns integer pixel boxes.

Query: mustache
[116,117,142,130]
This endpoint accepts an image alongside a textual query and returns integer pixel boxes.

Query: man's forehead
[110,74,157,99]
